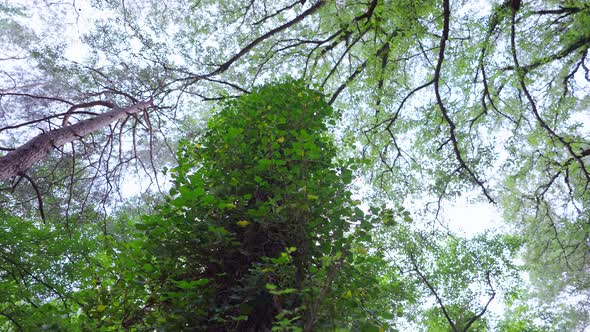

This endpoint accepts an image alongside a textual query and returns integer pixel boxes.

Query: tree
[0,210,105,331]
[118,80,396,330]
[372,207,522,331]
[0,100,152,181]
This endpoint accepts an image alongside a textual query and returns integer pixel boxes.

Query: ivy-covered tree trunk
[135,81,361,330]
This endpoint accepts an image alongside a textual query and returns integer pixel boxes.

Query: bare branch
[18,173,46,223]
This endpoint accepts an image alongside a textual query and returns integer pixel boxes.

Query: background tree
[372,207,522,331]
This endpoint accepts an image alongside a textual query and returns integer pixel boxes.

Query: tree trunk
[0,100,152,181]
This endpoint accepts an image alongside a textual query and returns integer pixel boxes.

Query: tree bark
[0,100,152,181]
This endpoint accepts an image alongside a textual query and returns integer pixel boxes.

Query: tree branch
[205,0,326,77]
[0,100,152,181]
[410,252,457,332]
[0,311,23,332]
[509,9,590,185]
[19,173,46,223]
[463,271,496,331]
[434,0,494,203]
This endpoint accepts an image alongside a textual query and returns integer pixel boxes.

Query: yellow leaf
[195,143,201,149]
[307,194,318,200]
[97,304,106,312]
[236,220,250,227]
[344,290,353,298]
[277,137,285,143]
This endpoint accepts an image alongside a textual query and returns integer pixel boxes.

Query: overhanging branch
[434,0,495,203]
[0,100,152,181]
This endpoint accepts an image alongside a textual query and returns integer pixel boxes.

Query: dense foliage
[136,80,369,330]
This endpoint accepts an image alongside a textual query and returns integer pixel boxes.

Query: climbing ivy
[131,80,392,330]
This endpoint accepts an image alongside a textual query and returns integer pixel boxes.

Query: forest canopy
[0,0,588,330]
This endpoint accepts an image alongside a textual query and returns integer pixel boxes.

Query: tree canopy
[0,0,588,330]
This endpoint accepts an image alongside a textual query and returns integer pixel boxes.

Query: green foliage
[0,212,102,331]
[421,306,488,332]
[128,80,383,330]
[496,304,553,332]
[373,207,523,331]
